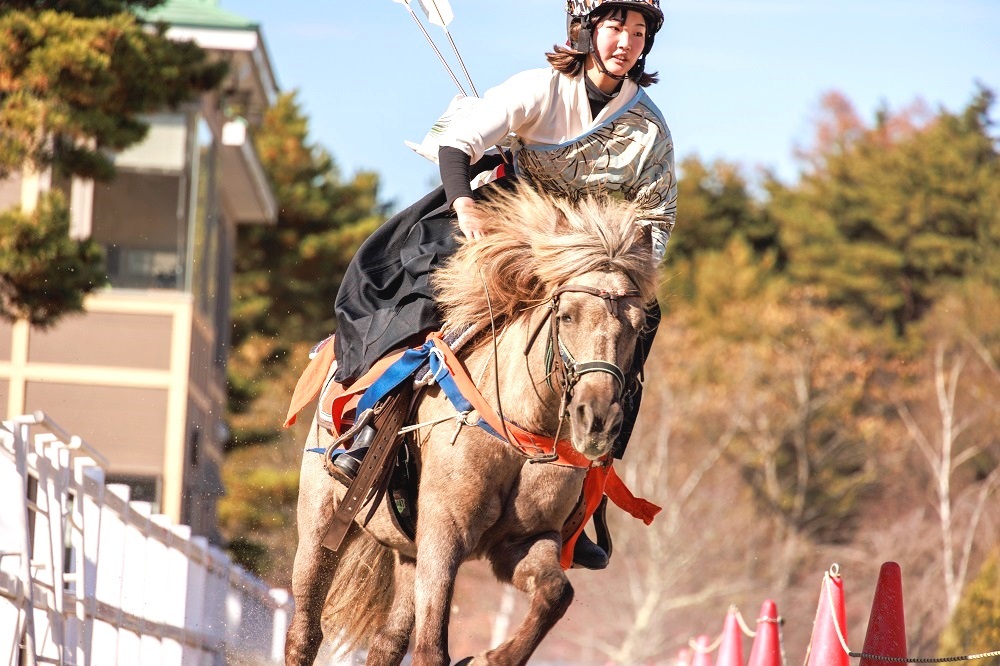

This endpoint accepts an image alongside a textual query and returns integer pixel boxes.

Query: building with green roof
[0,0,280,538]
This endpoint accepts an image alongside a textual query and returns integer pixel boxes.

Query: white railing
[0,412,292,666]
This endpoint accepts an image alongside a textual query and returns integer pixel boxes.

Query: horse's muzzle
[570,396,622,460]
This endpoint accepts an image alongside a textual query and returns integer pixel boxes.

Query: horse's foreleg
[285,521,339,664]
[410,529,470,666]
[366,554,416,666]
[286,444,341,665]
[478,533,573,665]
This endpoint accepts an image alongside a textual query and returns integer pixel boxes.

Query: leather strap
[323,382,414,552]
[592,495,613,559]
[428,335,598,468]
[560,493,589,546]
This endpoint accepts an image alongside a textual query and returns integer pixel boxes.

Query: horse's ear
[640,223,653,253]
[553,208,571,233]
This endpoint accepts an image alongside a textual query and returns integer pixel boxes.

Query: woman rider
[331,0,676,569]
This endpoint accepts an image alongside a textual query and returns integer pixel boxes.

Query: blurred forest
[221,86,1000,664]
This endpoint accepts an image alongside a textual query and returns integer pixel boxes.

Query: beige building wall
[24,382,169,474]
[28,310,173,369]
[0,325,10,362]
[0,291,201,524]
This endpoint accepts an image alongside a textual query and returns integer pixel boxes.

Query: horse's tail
[322,527,396,652]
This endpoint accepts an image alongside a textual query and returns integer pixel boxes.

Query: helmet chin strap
[590,43,630,81]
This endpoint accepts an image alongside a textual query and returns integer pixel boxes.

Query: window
[190,118,220,320]
[90,112,191,291]
[188,426,201,467]
[105,474,161,514]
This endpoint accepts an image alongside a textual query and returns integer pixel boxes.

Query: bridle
[523,283,641,461]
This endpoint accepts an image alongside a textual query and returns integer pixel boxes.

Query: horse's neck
[460,312,559,436]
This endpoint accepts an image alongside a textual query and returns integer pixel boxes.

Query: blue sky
[229,0,999,211]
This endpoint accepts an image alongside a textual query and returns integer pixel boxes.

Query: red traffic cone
[715,607,744,666]
[807,566,850,665]
[677,647,693,665]
[859,562,908,666]
[747,600,781,666]
[691,634,713,666]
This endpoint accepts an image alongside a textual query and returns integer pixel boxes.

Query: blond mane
[432,185,659,329]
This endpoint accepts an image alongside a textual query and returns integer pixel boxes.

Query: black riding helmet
[566,0,664,81]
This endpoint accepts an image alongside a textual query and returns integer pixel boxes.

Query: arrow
[416,0,479,96]
[392,0,467,95]
[416,0,453,27]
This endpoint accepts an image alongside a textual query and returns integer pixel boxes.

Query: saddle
[319,373,598,561]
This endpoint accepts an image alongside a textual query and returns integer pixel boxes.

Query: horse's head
[539,271,648,460]
[433,184,660,460]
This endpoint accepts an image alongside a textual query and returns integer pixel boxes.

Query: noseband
[524,284,641,461]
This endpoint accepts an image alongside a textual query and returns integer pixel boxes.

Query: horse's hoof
[454,658,474,666]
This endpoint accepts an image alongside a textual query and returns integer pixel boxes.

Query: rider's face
[590,10,647,80]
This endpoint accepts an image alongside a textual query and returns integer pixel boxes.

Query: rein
[523,284,641,461]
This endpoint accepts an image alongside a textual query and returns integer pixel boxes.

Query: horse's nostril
[606,404,623,436]
[574,402,622,436]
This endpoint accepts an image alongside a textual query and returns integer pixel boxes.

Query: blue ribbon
[427,347,504,440]
[356,341,435,413]
[354,339,504,441]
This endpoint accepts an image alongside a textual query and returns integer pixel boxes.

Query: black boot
[331,424,376,480]
[572,531,609,570]
[572,497,613,570]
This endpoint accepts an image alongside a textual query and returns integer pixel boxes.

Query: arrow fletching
[417,0,454,27]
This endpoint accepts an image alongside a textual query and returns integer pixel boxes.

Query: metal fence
[0,412,292,666]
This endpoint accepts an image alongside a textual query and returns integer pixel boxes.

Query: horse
[284,184,660,666]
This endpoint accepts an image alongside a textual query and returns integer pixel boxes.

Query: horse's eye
[560,313,573,324]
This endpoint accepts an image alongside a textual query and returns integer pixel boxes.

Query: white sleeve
[439,69,552,163]
[634,124,677,264]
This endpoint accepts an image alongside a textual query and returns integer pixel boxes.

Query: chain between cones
[689,633,725,654]
[688,605,763,655]
[734,606,757,638]
[821,568,1000,663]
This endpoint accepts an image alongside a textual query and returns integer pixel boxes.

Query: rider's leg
[612,301,661,460]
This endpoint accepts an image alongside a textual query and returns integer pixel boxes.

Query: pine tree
[770,86,1000,334]
[661,156,775,303]
[0,193,105,325]
[0,2,225,326]
[0,6,224,179]
[221,92,387,579]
